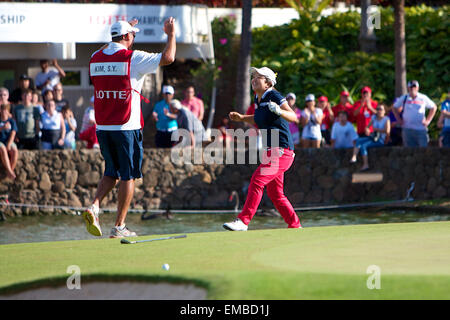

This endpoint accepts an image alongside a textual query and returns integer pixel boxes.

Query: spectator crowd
[1,58,449,180]
[1,59,87,180]
[150,80,449,171]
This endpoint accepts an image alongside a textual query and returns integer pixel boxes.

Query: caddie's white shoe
[223,218,248,231]
[82,204,102,236]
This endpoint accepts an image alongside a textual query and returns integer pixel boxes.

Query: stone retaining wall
[1,147,449,217]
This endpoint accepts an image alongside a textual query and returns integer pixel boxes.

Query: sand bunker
[0,282,207,300]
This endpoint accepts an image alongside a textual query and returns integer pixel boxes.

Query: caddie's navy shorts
[96,129,143,181]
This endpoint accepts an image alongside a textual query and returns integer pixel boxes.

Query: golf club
[120,234,187,244]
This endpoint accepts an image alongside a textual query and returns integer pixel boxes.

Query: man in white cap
[152,85,178,148]
[84,18,176,238]
[168,99,205,148]
[392,80,437,147]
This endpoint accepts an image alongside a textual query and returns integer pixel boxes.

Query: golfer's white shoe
[110,225,137,238]
[223,218,248,231]
[83,204,102,237]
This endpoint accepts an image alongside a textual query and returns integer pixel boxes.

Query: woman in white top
[350,103,390,171]
[300,94,323,148]
[40,99,65,150]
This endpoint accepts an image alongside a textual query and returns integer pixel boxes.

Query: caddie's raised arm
[160,17,176,66]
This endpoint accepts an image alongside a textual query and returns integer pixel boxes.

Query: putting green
[0,221,449,299]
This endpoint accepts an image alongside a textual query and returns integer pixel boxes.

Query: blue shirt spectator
[153,100,178,132]
[0,116,18,144]
[439,95,450,147]
[350,104,390,171]
[441,98,450,132]
[152,85,178,148]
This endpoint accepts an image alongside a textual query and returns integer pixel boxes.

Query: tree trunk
[394,0,407,97]
[359,0,377,52]
[235,0,252,114]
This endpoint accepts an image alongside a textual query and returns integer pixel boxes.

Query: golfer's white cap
[170,99,182,110]
[162,85,174,95]
[111,21,140,37]
[250,67,277,86]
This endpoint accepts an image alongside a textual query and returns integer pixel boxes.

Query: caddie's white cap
[162,85,174,95]
[111,21,140,37]
[250,67,277,86]
[170,99,182,110]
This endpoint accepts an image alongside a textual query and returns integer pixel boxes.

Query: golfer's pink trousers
[238,148,301,228]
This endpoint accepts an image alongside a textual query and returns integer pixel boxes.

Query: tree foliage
[251,5,449,137]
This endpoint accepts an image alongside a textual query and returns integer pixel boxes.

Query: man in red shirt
[352,86,378,137]
[318,95,333,146]
[332,91,354,123]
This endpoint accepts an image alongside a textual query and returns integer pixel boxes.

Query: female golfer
[223,67,302,231]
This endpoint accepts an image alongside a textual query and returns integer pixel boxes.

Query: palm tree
[286,0,332,21]
[394,0,407,97]
[235,0,252,114]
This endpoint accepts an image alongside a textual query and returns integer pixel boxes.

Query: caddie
[83,18,176,238]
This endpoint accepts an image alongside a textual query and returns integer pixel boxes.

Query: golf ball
[162,263,170,271]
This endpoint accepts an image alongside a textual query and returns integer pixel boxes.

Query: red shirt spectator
[332,91,354,123]
[318,96,333,130]
[181,86,204,121]
[352,86,378,136]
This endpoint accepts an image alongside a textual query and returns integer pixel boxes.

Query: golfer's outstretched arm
[229,112,255,125]
[160,17,176,66]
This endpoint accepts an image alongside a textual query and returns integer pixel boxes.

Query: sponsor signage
[0,3,209,44]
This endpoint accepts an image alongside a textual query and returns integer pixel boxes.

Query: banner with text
[0,3,210,46]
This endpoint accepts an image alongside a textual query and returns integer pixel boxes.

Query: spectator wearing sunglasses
[350,104,390,171]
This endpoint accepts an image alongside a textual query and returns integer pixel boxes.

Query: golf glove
[268,101,282,116]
